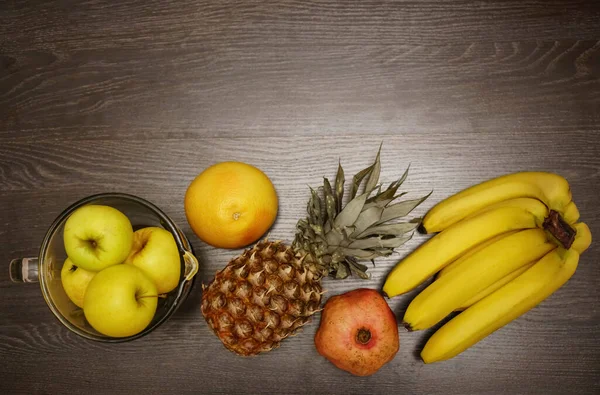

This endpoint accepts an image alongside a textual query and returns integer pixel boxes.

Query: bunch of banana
[381,171,592,363]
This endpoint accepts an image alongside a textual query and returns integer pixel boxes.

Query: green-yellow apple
[124,227,181,294]
[83,264,158,337]
[63,205,133,272]
[60,257,96,308]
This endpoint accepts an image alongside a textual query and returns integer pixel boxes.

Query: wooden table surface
[2,1,600,394]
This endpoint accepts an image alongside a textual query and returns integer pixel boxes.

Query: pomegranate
[314,288,399,376]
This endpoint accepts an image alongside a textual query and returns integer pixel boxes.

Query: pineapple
[201,149,429,356]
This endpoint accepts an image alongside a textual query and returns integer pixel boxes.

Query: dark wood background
[1,1,599,394]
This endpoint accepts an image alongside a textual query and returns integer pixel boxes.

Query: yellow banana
[453,222,590,311]
[571,222,592,254]
[403,228,556,330]
[459,197,550,222]
[437,230,520,278]
[383,199,549,297]
[421,247,580,363]
[438,197,563,278]
[563,201,580,224]
[456,262,534,310]
[422,172,571,234]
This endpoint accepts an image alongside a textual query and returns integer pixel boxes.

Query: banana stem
[543,210,576,249]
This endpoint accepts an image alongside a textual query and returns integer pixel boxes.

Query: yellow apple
[60,257,96,308]
[63,205,133,272]
[124,227,181,294]
[83,264,158,337]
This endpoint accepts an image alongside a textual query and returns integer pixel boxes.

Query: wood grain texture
[1,1,600,394]
[1,40,599,138]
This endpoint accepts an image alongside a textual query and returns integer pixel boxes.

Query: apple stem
[356,328,371,344]
[138,294,167,299]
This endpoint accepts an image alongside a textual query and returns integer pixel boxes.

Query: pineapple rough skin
[201,240,323,356]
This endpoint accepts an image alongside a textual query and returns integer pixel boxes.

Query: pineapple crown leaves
[292,147,430,280]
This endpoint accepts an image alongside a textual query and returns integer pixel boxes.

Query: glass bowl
[9,193,199,342]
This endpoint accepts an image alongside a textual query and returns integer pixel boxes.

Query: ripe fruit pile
[383,172,592,363]
[61,205,181,337]
[199,152,428,356]
[189,155,592,375]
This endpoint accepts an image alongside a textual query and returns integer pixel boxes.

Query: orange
[184,161,278,249]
